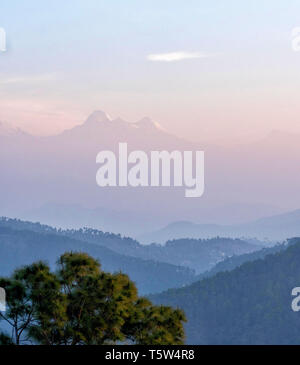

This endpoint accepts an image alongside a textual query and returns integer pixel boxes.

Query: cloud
[0,73,58,85]
[147,51,214,62]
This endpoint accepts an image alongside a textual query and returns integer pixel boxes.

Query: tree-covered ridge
[0,217,259,273]
[195,240,290,281]
[0,226,194,295]
[0,217,138,245]
[0,252,186,345]
[151,238,300,344]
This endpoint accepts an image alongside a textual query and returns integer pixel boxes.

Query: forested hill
[0,225,195,294]
[0,217,259,273]
[195,241,289,281]
[151,238,300,344]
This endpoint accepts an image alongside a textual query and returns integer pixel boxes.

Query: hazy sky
[1,0,300,141]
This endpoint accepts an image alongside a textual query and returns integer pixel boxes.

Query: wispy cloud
[147,51,215,62]
[0,73,58,85]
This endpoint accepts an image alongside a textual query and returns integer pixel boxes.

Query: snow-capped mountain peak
[134,117,165,131]
[85,110,112,125]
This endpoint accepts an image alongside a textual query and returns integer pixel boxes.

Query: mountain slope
[0,224,195,295]
[151,238,300,344]
[0,217,258,273]
[141,208,300,243]
[195,241,289,281]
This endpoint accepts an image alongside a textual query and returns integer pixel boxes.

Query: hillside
[140,208,300,243]
[151,238,300,344]
[0,218,258,273]
[0,225,195,295]
[63,230,258,273]
[195,241,289,281]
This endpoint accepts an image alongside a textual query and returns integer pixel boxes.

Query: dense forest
[151,238,300,344]
[195,241,289,281]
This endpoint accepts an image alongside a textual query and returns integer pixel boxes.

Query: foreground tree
[0,252,186,345]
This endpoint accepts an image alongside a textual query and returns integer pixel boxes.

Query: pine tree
[0,252,186,345]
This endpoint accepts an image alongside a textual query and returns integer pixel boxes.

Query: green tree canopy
[0,252,186,345]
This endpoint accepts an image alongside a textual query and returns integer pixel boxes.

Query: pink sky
[1,1,300,143]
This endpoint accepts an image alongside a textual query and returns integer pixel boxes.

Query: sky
[0,0,300,141]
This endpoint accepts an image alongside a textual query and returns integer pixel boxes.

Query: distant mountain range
[139,208,300,243]
[1,110,299,237]
[59,231,258,274]
[151,237,300,344]
[0,217,258,274]
[0,218,195,295]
